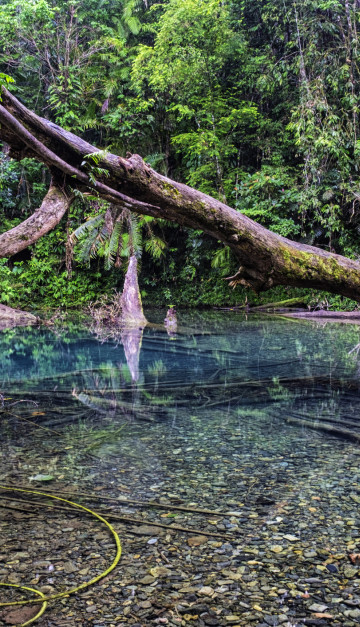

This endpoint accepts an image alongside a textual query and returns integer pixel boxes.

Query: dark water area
[1,311,360,626]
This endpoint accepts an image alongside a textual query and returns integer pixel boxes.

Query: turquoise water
[1,312,360,495]
[1,312,360,625]
[1,312,360,433]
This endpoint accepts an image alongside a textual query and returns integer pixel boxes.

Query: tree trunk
[120,255,147,327]
[121,327,143,382]
[1,86,360,301]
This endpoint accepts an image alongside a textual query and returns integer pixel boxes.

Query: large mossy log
[1,87,360,300]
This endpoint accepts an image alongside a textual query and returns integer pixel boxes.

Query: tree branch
[0,184,72,258]
[0,102,160,215]
[2,87,360,300]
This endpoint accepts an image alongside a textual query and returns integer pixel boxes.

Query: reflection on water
[1,312,360,436]
[1,311,360,502]
[1,312,360,623]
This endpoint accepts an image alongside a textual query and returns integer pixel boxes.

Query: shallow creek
[0,311,360,626]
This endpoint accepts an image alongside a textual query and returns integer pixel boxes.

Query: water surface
[1,312,360,625]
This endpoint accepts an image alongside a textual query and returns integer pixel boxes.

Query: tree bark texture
[1,87,360,301]
[0,304,37,330]
[120,255,147,327]
[0,184,72,257]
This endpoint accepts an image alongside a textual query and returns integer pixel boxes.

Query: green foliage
[5,257,110,307]
[72,213,108,265]
[0,154,48,216]
[72,205,165,274]
[0,72,14,94]
[0,260,17,304]
[234,166,301,238]
[132,0,254,198]
[0,0,147,130]
[48,68,84,131]
[2,0,360,308]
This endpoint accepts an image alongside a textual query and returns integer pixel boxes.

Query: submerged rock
[164,307,177,335]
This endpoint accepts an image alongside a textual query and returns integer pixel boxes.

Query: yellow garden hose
[0,485,122,626]
[0,584,47,626]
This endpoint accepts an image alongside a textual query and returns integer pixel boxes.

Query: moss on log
[1,87,360,301]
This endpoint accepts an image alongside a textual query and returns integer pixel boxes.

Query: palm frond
[211,245,231,273]
[72,213,107,266]
[76,229,103,265]
[128,212,143,257]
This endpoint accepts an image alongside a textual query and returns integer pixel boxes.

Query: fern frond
[83,150,109,165]
[211,245,231,273]
[139,215,155,225]
[103,221,124,270]
[71,214,107,266]
[144,152,166,169]
[128,212,143,257]
[71,213,106,243]
[77,228,103,264]
[144,236,166,259]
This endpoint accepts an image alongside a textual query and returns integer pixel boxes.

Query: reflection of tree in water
[72,325,150,423]
[121,327,143,383]
[3,316,360,444]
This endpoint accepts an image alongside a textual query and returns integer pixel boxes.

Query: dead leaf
[349,553,360,564]
[187,535,209,547]
[0,606,39,625]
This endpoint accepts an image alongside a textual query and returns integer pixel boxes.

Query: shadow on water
[1,311,360,624]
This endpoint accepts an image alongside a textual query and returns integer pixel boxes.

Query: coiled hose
[0,486,122,626]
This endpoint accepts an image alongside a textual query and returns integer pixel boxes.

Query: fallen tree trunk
[283,310,360,320]
[1,87,360,300]
[0,305,38,329]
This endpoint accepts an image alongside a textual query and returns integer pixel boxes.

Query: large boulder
[0,305,38,330]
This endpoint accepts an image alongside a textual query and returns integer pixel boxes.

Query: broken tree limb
[283,310,360,319]
[0,101,160,214]
[0,183,72,257]
[285,416,360,442]
[0,491,231,538]
[0,483,241,517]
[2,87,360,300]
[247,297,308,311]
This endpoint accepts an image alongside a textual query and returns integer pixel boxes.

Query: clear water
[1,311,360,509]
[1,311,360,625]
[2,311,360,431]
